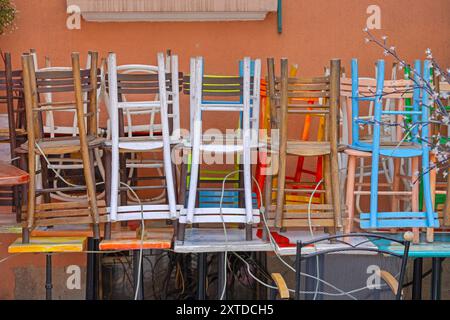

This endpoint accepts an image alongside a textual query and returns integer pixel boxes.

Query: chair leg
[84,148,100,239]
[103,148,112,240]
[330,150,342,231]
[345,155,356,234]
[411,157,420,244]
[428,155,437,243]
[177,222,186,241]
[119,153,128,207]
[391,158,401,212]
[186,142,200,225]
[25,153,37,245]
[40,156,51,203]
[244,168,253,240]
[322,155,335,235]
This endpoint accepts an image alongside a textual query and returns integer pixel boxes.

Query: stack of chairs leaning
[0,50,448,247]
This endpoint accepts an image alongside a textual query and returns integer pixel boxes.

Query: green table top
[372,233,450,258]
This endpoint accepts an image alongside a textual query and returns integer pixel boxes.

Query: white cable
[218,170,242,300]
[251,175,359,300]
[35,142,104,187]
[119,181,145,301]
[307,179,323,300]
[232,251,393,297]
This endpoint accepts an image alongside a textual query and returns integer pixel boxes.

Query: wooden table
[99,227,174,300]
[8,236,87,300]
[0,163,29,186]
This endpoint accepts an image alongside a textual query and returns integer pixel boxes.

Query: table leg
[86,237,99,300]
[197,253,207,300]
[45,254,52,300]
[431,257,443,300]
[412,258,423,300]
[256,252,268,300]
[133,250,144,300]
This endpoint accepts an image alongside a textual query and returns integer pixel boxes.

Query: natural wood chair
[29,51,106,204]
[0,52,27,220]
[265,58,342,233]
[20,52,106,243]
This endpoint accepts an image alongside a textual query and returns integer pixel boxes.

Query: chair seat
[344,148,372,157]
[200,144,244,153]
[21,136,105,155]
[119,140,163,151]
[347,142,423,158]
[0,128,27,137]
[287,141,331,156]
[103,137,179,152]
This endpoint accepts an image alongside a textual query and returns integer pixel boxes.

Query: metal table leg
[45,253,52,300]
[132,250,145,300]
[431,257,443,300]
[197,253,207,300]
[86,237,99,300]
[412,258,423,300]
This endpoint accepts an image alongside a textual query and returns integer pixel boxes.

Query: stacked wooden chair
[264,58,342,233]
[28,51,106,204]
[104,52,182,238]
[178,57,262,241]
[0,52,27,220]
[344,59,438,243]
[20,52,106,243]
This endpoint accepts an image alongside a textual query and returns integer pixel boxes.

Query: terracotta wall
[1,0,449,130]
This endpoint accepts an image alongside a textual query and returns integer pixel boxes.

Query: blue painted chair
[351,59,439,236]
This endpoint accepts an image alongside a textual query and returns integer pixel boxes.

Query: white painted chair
[178,57,261,240]
[102,62,174,204]
[106,52,181,224]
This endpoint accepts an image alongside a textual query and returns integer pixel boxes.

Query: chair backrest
[106,54,182,142]
[186,57,261,148]
[268,58,340,146]
[30,51,100,138]
[21,52,99,143]
[107,52,179,219]
[344,59,420,150]
[0,52,24,159]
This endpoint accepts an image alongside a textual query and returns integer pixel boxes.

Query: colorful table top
[8,237,87,253]
[99,227,173,251]
[0,163,29,186]
[372,233,450,258]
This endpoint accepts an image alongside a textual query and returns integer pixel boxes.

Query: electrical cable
[306,179,324,300]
